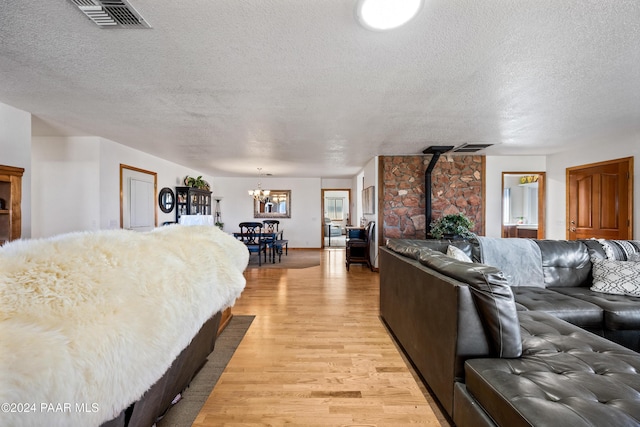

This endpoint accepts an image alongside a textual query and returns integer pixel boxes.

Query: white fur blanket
[0,225,248,427]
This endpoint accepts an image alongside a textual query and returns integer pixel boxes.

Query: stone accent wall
[381,155,484,240]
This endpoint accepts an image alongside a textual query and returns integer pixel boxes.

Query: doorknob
[569,227,576,232]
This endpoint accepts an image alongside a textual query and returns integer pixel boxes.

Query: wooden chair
[261,220,278,263]
[237,222,268,266]
[345,221,374,271]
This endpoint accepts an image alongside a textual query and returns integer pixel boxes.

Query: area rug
[156,315,255,427]
[324,235,346,247]
[246,249,322,269]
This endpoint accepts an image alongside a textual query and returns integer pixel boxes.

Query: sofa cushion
[533,239,592,287]
[591,259,640,297]
[512,287,603,329]
[472,236,544,287]
[385,239,427,260]
[552,287,640,331]
[417,248,522,358]
[465,311,640,427]
[385,238,472,259]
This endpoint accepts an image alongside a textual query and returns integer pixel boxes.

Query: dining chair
[237,222,268,266]
[262,220,280,232]
[262,220,286,263]
[346,221,374,271]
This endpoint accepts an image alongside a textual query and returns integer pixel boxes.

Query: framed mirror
[254,190,291,218]
[501,172,546,239]
[158,187,175,213]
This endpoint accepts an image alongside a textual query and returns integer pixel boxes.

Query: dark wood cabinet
[517,227,538,238]
[175,187,212,223]
[0,165,24,246]
[503,225,517,238]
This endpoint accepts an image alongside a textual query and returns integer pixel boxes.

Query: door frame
[501,172,546,239]
[120,164,158,230]
[321,188,351,248]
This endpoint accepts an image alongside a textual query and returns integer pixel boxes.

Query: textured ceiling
[1,0,639,177]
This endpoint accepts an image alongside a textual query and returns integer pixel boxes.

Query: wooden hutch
[0,165,24,246]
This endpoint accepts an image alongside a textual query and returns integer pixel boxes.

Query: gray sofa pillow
[418,249,522,358]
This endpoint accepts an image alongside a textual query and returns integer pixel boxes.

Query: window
[326,197,344,220]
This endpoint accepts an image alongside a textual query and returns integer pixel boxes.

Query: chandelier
[248,168,270,202]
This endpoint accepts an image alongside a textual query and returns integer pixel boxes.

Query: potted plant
[429,212,475,239]
[184,175,210,190]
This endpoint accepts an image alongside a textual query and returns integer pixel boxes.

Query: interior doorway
[567,157,633,240]
[322,188,351,248]
[120,164,157,231]
[501,172,546,239]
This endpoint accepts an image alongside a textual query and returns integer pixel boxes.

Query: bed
[0,225,249,427]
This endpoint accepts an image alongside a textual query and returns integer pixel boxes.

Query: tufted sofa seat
[459,311,640,427]
[511,287,603,329]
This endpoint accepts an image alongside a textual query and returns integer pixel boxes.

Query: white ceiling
[1,1,639,178]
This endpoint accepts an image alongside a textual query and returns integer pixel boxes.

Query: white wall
[0,102,32,238]
[213,176,322,248]
[546,138,640,239]
[97,137,213,232]
[362,157,378,225]
[30,133,325,246]
[322,178,355,225]
[31,137,101,236]
[363,157,379,267]
[485,156,547,237]
[30,135,214,238]
[321,178,353,189]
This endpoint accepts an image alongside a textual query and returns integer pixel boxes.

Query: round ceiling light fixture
[356,0,423,31]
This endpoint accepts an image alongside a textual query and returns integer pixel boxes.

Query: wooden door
[567,157,633,240]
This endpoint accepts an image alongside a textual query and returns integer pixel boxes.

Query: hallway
[193,249,449,426]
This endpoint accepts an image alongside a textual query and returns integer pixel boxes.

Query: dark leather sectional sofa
[379,237,640,427]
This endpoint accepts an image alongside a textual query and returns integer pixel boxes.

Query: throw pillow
[597,239,640,261]
[591,259,640,297]
[447,245,472,263]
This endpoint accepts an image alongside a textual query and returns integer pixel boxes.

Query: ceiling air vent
[69,0,151,28]
[452,143,494,153]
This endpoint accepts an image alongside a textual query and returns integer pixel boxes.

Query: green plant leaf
[429,212,475,239]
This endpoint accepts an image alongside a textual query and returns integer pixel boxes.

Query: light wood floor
[193,248,451,426]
